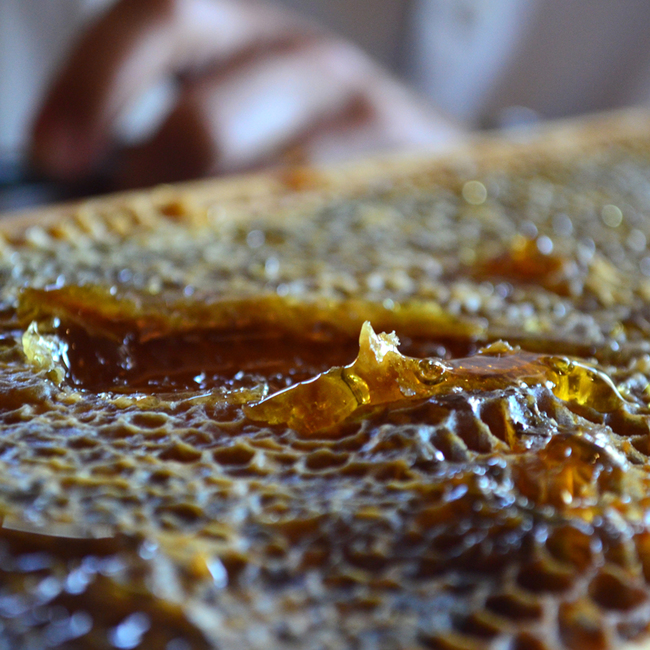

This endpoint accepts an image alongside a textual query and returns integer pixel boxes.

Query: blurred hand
[30,0,461,188]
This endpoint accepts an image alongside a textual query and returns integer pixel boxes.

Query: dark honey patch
[19,287,479,394]
[474,235,578,296]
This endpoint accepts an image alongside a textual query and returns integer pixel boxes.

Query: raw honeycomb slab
[2,112,650,649]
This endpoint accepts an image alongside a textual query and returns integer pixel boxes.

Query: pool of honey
[19,286,480,394]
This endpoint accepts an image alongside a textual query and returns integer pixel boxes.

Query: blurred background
[2,0,650,211]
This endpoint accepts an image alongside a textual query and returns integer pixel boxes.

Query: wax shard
[244,322,447,434]
[18,286,482,344]
[245,323,629,435]
[21,321,68,384]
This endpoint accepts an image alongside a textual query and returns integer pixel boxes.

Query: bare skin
[30,0,461,188]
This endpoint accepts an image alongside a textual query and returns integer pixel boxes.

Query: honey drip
[245,322,628,435]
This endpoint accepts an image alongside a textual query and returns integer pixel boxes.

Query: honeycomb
[2,113,650,649]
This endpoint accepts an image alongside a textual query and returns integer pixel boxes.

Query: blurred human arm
[30,0,461,189]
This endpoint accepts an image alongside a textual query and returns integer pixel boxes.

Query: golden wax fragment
[246,325,630,435]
